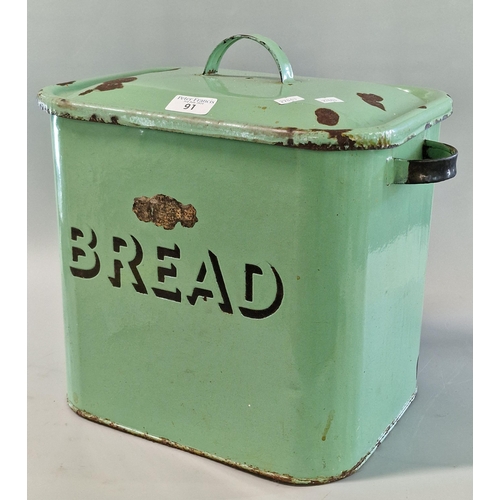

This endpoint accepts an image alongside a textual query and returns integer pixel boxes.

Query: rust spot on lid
[89,114,105,123]
[88,114,121,125]
[276,127,358,151]
[357,93,386,111]
[315,108,340,126]
[133,194,198,230]
[79,77,137,96]
[56,98,76,109]
[57,80,75,86]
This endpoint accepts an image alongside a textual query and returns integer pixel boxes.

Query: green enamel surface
[50,111,441,481]
[39,66,451,150]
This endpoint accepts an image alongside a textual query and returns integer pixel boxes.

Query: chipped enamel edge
[67,390,417,486]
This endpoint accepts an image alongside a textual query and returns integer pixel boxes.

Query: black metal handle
[394,140,458,184]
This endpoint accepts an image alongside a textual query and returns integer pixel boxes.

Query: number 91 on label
[166,95,218,115]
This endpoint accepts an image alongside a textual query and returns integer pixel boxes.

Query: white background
[24,1,474,498]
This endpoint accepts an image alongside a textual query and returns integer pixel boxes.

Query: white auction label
[274,96,305,105]
[166,95,218,115]
[315,97,344,103]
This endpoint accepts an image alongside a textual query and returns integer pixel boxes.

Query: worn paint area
[315,108,340,126]
[357,93,386,111]
[56,98,76,109]
[79,77,137,96]
[325,129,357,149]
[133,194,198,230]
[276,128,360,151]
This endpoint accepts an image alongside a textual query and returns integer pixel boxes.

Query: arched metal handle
[393,140,458,184]
[203,34,295,84]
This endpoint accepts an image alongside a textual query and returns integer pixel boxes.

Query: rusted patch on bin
[79,76,137,96]
[133,194,198,230]
[57,80,75,86]
[315,108,340,126]
[357,92,386,111]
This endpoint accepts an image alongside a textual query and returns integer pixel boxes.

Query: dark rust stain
[419,105,427,109]
[133,194,198,230]
[79,76,137,96]
[57,80,75,86]
[324,129,357,149]
[315,108,340,126]
[280,141,337,151]
[41,105,126,127]
[357,93,386,111]
[89,114,105,123]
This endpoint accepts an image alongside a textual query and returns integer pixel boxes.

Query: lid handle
[203,34,295,84]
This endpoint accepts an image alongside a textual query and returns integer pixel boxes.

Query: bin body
[39,34,456,484]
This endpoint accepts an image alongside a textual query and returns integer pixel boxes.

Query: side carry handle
[203,34,295,84]
[393,140,458,184]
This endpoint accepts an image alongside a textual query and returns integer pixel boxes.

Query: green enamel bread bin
[37,34,457,485]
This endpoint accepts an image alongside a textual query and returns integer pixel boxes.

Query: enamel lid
[38,34,453,151]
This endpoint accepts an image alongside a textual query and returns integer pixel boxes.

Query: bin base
[67,389,417,486]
